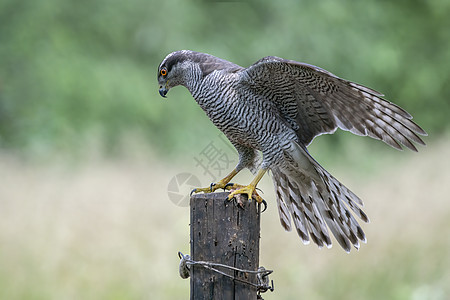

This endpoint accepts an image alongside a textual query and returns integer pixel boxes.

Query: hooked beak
[158,79,170,98]
[159,88,167,98]
[159,86,168,98]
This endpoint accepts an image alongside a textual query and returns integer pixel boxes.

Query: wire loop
[178,251,274,295]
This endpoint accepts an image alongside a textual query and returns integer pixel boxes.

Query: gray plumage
[157,50,427,252]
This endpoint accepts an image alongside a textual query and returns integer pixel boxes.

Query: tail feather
[271,141,369,252]
[291,176,333,248]
[275,186,292,232]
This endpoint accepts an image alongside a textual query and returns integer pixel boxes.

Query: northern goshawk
[157,50,426,252]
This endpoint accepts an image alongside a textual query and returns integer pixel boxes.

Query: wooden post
[190,192,261,300]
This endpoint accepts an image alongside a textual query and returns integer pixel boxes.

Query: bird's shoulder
[241,56,338,81]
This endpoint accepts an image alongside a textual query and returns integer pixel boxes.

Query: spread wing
[239,56,427,150]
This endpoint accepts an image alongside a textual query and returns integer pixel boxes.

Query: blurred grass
[0,136,449,299]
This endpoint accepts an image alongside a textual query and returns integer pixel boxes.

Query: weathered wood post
[189,192,263,299]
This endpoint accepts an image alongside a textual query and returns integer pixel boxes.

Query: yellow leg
[227,168,267,203]
[191,168,239,194]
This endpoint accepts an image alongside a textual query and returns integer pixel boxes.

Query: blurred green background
[0,0,449,299]
[1,0,449,157]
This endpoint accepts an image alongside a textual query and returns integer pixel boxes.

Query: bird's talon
[261,199,268,213]
[190,188,197,196]
[224,182,234,191]
[224,183,248,191]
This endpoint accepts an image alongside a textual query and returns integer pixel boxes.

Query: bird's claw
[194,181,267,212]
[225,192,268,213]
[260,199,268,213]
[191,179,232,196]
[226,184,264,204]
[228,187,262,203]
[224,182,235,191]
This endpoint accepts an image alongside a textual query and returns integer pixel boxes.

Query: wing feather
[240,56,427,149]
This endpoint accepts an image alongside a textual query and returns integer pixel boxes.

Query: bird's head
[157,50,194,98]
[157,50,243,98]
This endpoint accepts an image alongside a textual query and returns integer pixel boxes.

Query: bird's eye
[160,68,168,76]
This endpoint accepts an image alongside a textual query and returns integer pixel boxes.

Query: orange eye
[160,68,167,76]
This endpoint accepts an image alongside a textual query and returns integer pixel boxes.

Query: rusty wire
[178,251,274,295]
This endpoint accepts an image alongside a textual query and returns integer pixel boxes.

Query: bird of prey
[157,50,426,252]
